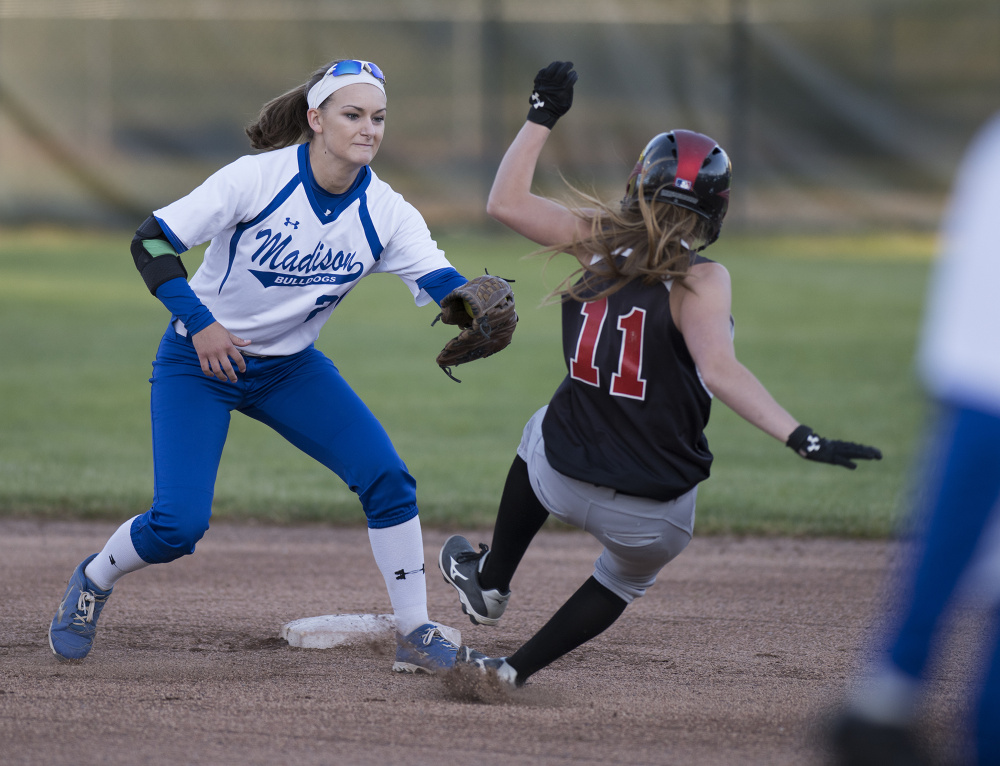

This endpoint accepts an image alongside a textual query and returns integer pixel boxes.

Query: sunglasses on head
[326,60,386,84]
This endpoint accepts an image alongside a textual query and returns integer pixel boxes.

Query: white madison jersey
[155,143,452,356]
[919,111,1000,416]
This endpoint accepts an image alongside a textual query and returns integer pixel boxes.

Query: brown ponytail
[244,60,338,151]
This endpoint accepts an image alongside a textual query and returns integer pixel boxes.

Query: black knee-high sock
[478,456,550,594]
[507,576,627,681]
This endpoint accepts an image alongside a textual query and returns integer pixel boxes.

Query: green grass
[0,227,932,536]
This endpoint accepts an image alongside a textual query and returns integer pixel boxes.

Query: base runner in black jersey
[437,61,883,688]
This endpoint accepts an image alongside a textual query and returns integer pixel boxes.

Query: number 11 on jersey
[569,298,647,400]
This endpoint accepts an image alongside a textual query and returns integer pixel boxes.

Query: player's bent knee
[131,500,212,564]
[593,528,692,603]
[593,566,651,604]
[357,464,419,528]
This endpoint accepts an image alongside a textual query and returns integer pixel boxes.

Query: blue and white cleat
[392,623,459,674]
[49,553,113,661]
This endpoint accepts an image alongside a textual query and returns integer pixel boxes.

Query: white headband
[307,68,386,110]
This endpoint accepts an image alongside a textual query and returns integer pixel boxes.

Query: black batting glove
[527,61,578,129]
[786,425,883,470]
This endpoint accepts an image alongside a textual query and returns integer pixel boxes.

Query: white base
[280,614,461,649]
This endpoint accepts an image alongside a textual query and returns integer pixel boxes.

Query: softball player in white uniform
[49,59,465,673]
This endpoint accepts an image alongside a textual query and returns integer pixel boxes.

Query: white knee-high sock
[84,516,151,590]
[368,515,429,635]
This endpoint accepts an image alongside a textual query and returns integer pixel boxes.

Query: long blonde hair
[546,184,715,303]
[245,61,339,151]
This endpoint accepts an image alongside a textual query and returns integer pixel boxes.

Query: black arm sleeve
[130,215,188,295]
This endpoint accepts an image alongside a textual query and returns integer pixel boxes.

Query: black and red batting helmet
[622,130,732,248]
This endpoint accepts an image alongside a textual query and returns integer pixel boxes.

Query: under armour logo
[530,91,545,110]
[806,434,821,453]
[284,218,300,229]
[448,557,469,582]
[109,554,116,567]
[394,564,425,580]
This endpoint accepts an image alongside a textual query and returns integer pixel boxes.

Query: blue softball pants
[129,327,418,564]
[887,403,1000,764]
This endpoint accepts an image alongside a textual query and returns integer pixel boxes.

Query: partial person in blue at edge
[829,111,1000,766]
[47,58,485,674]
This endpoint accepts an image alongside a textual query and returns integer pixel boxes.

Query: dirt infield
[0,519,976,765]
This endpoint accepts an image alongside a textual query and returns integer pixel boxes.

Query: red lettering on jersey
[569,299,608,387]
[610,307,647,400]
[570,299,648,400]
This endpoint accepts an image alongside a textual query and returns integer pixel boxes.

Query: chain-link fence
[1,0,997,231]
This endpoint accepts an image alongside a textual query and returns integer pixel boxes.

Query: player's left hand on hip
[192,322,250,383]
[786,425,883,470]
[526,61,578,130]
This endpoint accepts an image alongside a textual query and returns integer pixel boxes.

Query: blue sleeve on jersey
[417,267,468,305]
[155,277,216,336]
[154,216,189,255]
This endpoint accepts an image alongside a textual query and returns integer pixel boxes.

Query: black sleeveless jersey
[542,261,714,500]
